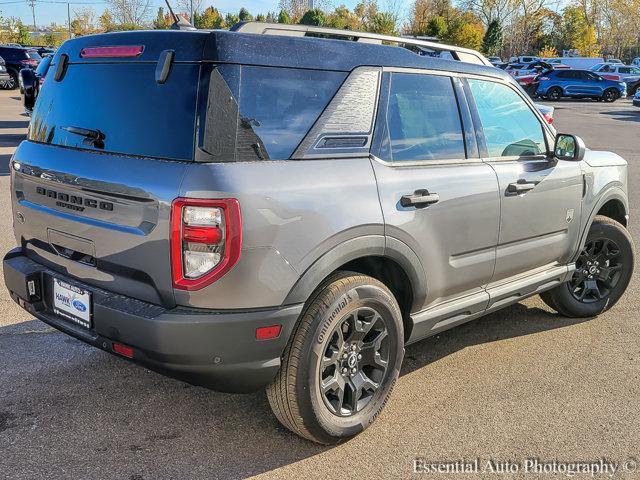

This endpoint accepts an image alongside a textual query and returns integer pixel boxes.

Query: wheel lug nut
[351,367,357,373]
[351,344,357,351]
[357,354,362,360]
[342,367,348,374]
[342,353,348,359]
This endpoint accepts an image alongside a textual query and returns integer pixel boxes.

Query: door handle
[507,180,538,194]
[400,189,440,208]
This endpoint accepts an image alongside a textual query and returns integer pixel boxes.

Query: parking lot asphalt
[0,90,639,480]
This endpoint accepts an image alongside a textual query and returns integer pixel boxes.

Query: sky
[0,0,402,29]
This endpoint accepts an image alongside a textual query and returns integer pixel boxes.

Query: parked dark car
[3,24,635,444]
[32,46,56,57]
[536,69,627,101]
[628,78,640,97]
[20,54,52,114]
[0,55,10,85]
[0,46,42,89]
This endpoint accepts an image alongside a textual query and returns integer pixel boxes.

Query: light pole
[28,0,37,31]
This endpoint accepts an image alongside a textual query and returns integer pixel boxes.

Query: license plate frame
[52,277,92,329]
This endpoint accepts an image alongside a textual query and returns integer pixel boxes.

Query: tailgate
[11,141,188,307]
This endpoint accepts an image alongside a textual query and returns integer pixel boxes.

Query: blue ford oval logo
[72,300,87,312]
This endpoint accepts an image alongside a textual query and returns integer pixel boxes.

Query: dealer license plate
[52,278,92,328]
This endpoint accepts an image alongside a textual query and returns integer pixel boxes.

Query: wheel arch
[574,188,628,261]
[283,236,427,341]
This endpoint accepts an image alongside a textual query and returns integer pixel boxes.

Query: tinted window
[237,66,345,160]
[29,63,199,160]
[585,72,600,81]
[202,66,346,161]
[26,50,42,61]
[378,73,465,162]
[555,71,572,78]
[468,79,545,158]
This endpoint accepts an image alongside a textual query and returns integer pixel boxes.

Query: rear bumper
[3,248,303,393]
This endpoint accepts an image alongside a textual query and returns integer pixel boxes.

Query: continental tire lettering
[317,293,352,344]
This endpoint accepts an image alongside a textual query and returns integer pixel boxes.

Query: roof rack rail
[231,22,492,67]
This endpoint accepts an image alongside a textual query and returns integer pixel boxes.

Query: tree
[425,15,448,38]
[277,9,292,24]
[368,11,397,35]
[153,7,170,29]
[265,11,277,23]
[177,0,204,20]
[256,14,266,22]
[16,22,31,45]
[105,0,151,26]
[538,45,557,57]
[225,13,240,27]
[71,7,97,36]
[278,0,311,22]
[98,9,116,31]
[195,6,225,29]
[299,9,326,26]
[482,19,502,55]
[238,8,253,22]
[326,5,360,30]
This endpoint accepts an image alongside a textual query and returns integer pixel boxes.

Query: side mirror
[554,134,586,161]
[20,68,37,111]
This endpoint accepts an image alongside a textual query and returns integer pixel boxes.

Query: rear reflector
[256,325,282,341]
[80,46,144,59]
[113,343,134,358]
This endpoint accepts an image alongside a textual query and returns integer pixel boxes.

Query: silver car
[4,24,636,444]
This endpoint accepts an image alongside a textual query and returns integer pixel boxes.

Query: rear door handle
[507,180,538,194]
[400,189,440,208]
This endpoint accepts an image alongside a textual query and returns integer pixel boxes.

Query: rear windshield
[199,65,347,161]
[29,63,199,161]
[26,50,42,61]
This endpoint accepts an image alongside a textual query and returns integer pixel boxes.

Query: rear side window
[468,79,545,158]
[201,66,346,161]
[377,73,465,162]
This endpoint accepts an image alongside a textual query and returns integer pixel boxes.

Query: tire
[540,216,635,318]
[546,87,562,101]
[602,88,619,103]
[0,70,18,90]
[267,271,404,444]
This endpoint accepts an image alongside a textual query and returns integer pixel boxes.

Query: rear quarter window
[200,66,347,161]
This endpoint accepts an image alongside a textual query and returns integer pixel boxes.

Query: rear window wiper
[62,126,105,149]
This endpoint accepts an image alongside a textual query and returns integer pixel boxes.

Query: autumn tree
[482,19,502,55]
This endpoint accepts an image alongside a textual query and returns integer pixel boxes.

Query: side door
[582,71,606,95]
[465,77,583,284]
[371,70,500,322]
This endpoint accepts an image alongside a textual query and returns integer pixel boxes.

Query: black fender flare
[573,187,628,262]
[284,235,427,312]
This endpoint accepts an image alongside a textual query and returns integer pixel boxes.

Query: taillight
[80,45,144,58]
[170,198,241,290]
[20,59,38,66]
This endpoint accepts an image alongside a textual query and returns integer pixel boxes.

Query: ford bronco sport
[4,23,634,444]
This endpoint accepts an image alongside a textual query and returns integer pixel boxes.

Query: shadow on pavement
[401,303,591,376]
[599,110,640,123]
[0,301,592,479]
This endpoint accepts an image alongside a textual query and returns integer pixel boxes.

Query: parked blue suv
[536,69,626,102]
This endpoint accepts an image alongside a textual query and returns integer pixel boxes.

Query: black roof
[54,29,511,82]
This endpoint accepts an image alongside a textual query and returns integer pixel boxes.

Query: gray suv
[4,23,634,444]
